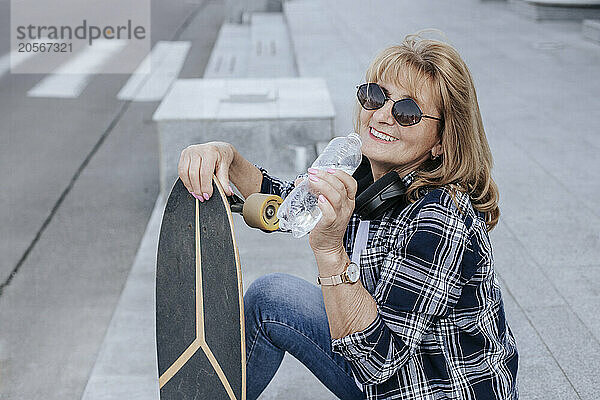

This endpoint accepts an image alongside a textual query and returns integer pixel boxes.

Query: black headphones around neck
[353,157,409,220]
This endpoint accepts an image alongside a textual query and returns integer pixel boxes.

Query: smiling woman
[355,36,500,231]
[178,31,518,400]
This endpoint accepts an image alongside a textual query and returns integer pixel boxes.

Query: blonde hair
[354,31,500,231]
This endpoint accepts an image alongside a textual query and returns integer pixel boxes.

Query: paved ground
[1,0,599,399]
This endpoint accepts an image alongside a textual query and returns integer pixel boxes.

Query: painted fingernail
[318,195,326,203]
[327,168,336,174]
[309,175,319,182]
[307,168,318,174]
[203,193,210,200]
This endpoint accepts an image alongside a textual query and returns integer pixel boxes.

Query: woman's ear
[431,142,443,158]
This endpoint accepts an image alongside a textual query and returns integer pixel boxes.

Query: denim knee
[244,273,294,322]
[244,273,326,330]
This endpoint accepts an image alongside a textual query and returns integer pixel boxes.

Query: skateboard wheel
[242,194,282,231]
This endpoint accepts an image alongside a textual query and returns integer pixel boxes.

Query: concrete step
[509,0,600,20]
[583,19,600,41]
[80,197,164,400]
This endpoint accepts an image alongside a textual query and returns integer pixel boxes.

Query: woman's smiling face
[358,76,443,181]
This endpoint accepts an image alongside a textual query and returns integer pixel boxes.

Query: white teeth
[370,127,398,142]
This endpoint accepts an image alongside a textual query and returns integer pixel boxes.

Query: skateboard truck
[227,192,283,232]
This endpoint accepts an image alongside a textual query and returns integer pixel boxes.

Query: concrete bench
[153,78,335,194]
[204,24,251,78]
[205,14,297,79]
[509,0,600,20]
[225,0,283,23]
[247,13,297,77]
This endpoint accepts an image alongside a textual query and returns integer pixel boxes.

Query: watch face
[347,263,360,283]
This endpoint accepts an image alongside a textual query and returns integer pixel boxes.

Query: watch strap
[317,274,345,286]
[317,262,351,286]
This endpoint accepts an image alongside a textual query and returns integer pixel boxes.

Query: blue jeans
[244,273,365,400]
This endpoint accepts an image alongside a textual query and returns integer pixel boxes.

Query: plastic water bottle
[277,133,362,238]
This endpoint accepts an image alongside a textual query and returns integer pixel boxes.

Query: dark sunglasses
[356,83,443,127]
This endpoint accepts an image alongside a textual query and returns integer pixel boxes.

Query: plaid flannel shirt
[258,167,519,400]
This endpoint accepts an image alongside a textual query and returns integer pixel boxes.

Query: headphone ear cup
[355,171,408,220]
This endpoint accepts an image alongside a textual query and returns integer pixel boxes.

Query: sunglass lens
[357,83,385,110]
[392,99,422,126]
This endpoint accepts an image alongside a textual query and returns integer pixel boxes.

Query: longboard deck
[156,178,245,400]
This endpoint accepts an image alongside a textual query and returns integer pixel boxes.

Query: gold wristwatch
[317,262,360,286]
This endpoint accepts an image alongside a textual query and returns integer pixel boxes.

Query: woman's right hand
[178,142,235,200]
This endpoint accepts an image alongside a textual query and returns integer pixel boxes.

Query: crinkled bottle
[277,133,362,238]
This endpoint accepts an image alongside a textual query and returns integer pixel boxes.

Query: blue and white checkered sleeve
[332,192,469,385]
[331,310,434,385]
[256,166,296,199]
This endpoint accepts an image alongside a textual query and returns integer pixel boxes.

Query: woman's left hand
[307,167,358,257]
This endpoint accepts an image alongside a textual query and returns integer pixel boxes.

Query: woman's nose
[371,100,395,125]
